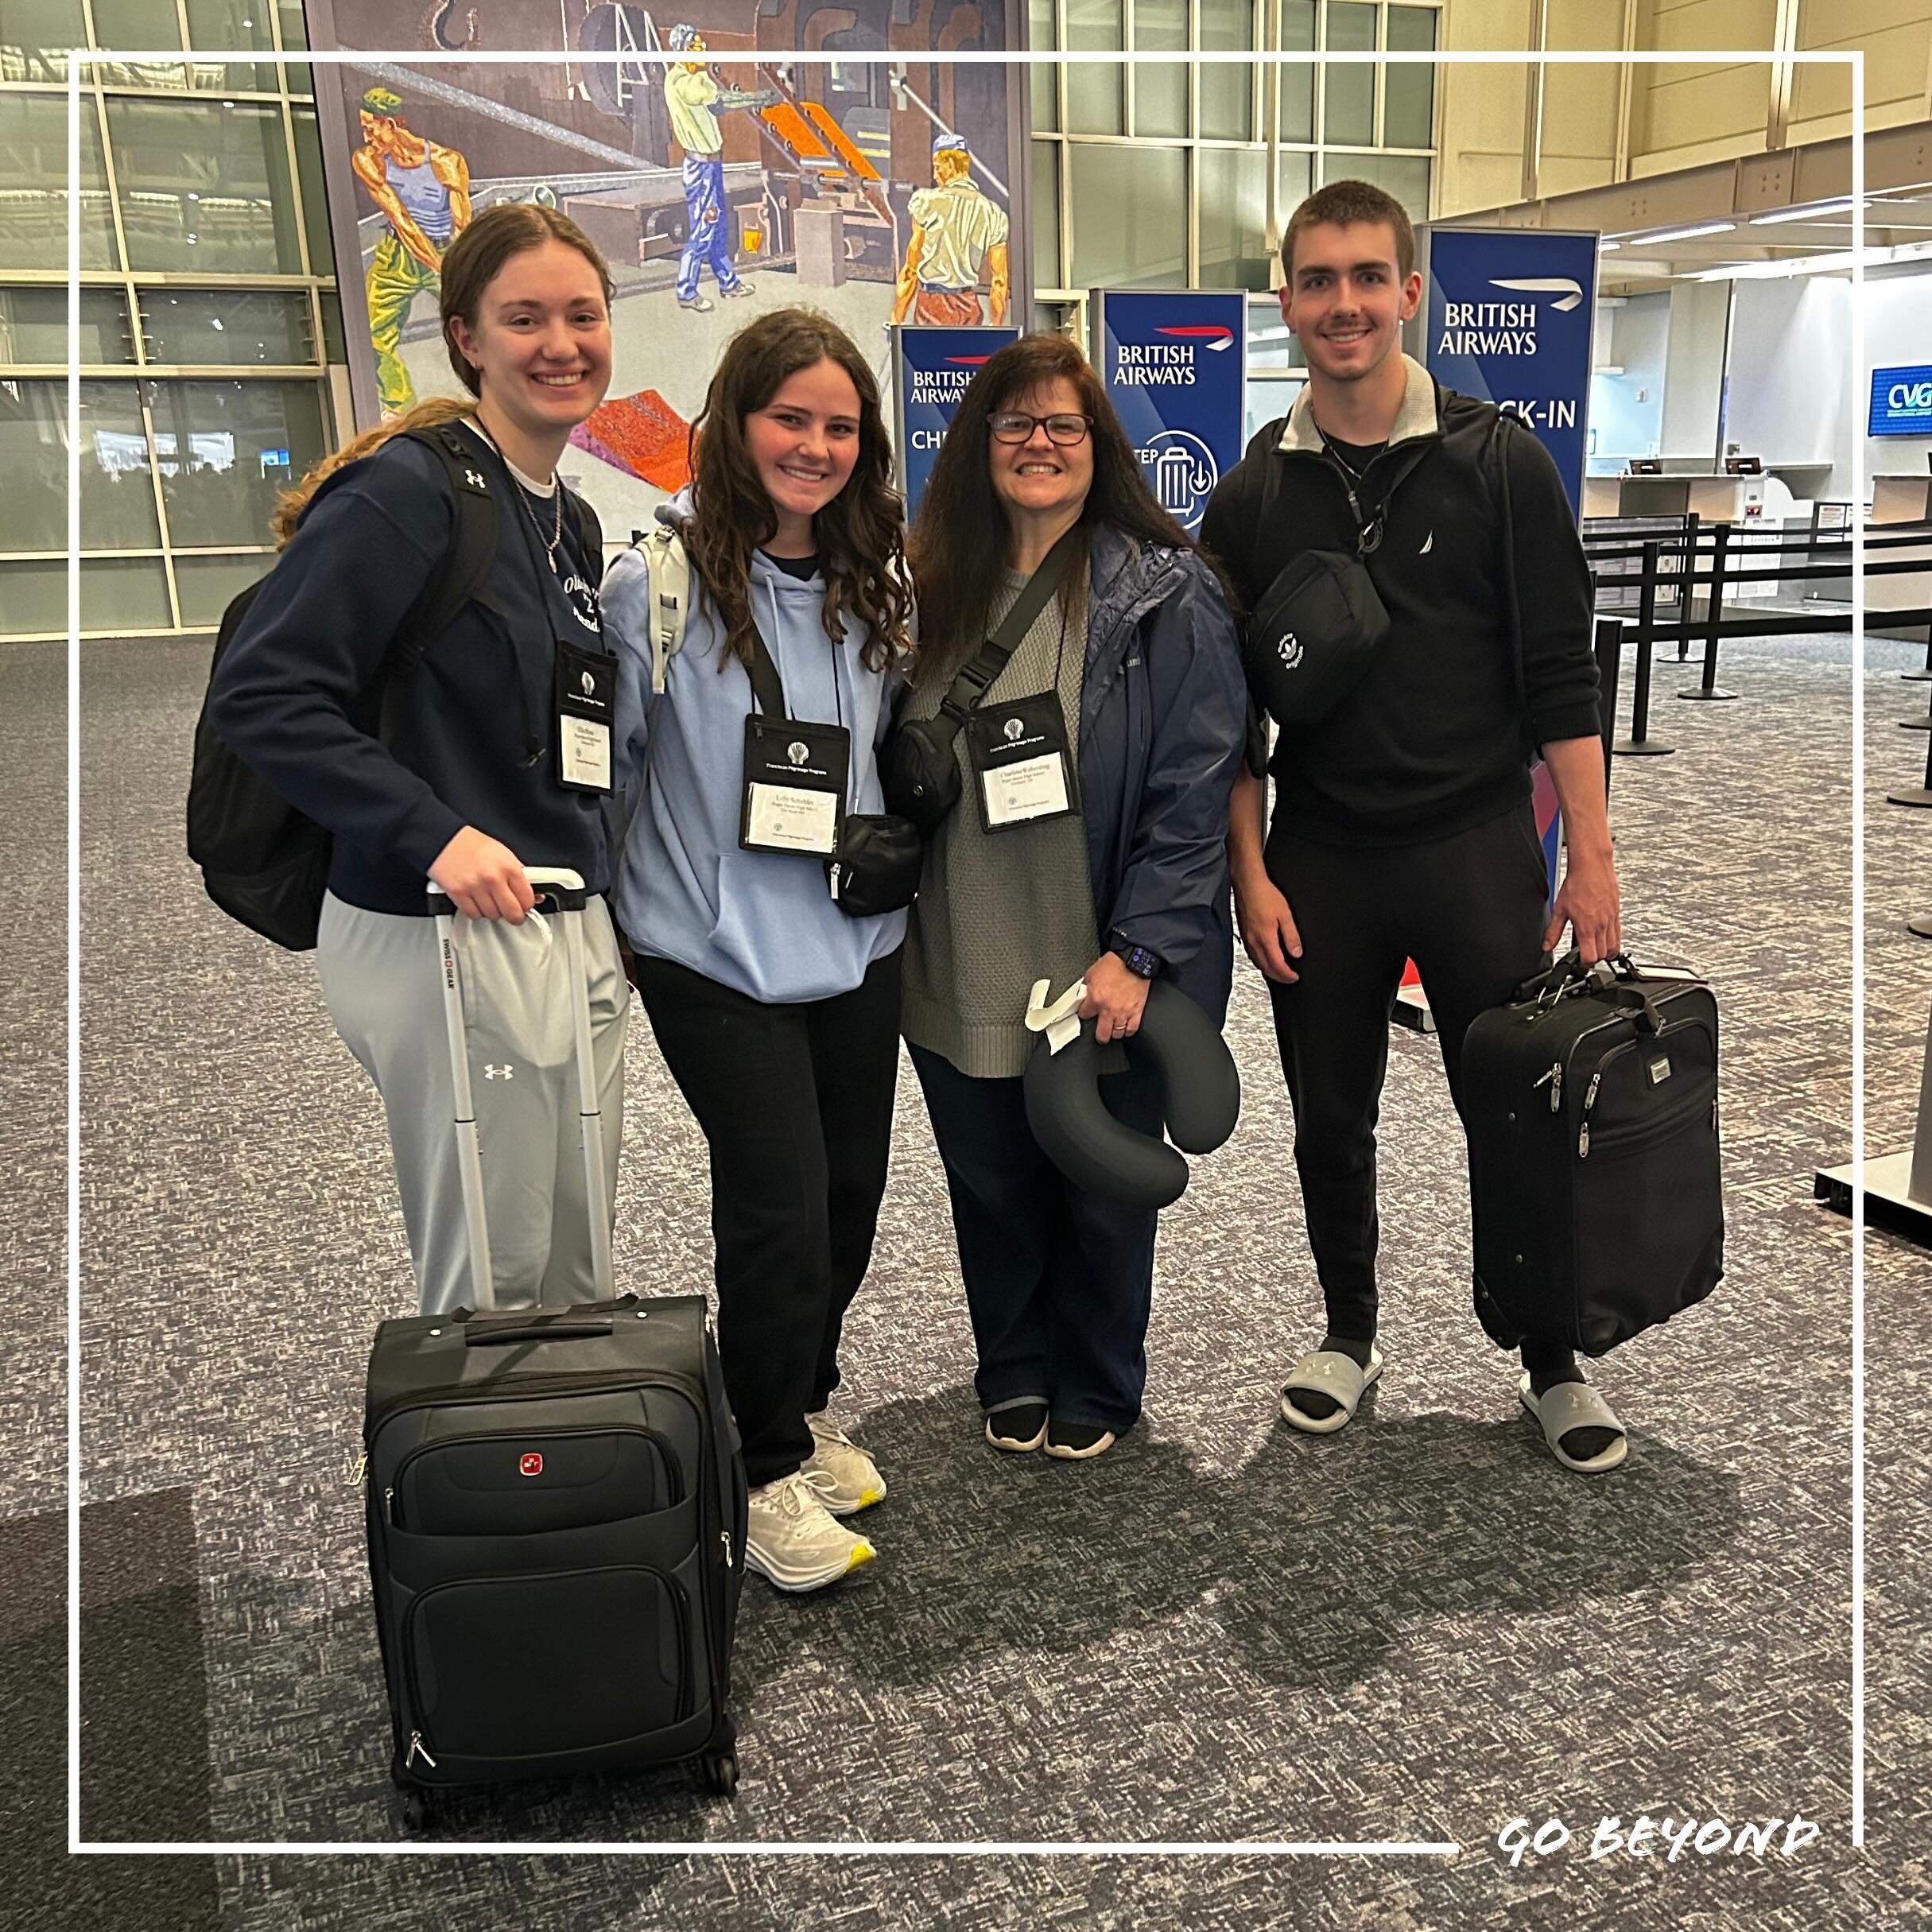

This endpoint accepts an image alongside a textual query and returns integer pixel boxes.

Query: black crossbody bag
[879,526,1084,837]
[743,626,922,921]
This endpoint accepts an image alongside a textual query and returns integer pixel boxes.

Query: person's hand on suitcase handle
[429,827,537,923]
[1542,844,1622,968]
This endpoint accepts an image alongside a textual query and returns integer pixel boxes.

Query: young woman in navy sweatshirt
[208,204,626,1317]
[603,310,913,1595]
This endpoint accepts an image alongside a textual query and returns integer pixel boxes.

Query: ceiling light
[1748,200,1858,226]
[1627,220,1737,245]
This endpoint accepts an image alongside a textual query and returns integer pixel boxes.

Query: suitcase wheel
[398,1788,429,1832]
[701,1749,739,1798]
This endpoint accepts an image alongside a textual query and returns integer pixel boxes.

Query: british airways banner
[891,325,1020,514]
[1094,290,1248,533]
[1417,227,1596,520]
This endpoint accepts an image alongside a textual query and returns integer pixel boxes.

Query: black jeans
[1263,798,1569,1374]
[910,1043,1164,1435]
[632,948,902,1486]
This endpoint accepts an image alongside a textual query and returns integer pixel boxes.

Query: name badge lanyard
[739,614,852,859]
[964,576,1080,834]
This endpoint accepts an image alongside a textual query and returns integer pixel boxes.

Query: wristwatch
[1108,936,1161,980]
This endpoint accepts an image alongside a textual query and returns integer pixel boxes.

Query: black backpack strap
[388,422,502,675]
[744,624,789,720]
[937,522,1084,726]
[561,486,603,579]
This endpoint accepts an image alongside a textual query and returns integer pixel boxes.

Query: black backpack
[187,423,594,952]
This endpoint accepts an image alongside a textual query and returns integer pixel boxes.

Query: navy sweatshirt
[208,422,611,915]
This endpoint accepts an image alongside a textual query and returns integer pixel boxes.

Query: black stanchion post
[1903,623,1932,684]
[1903,682,1932,734]
[1681,518,1738,701]
[1891,712,1932,808]
[1594,614,1626,798]
[1675,510,1699,658]
[1612,541,1674,757]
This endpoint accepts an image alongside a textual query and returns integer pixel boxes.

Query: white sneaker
[801,1414,886,1515]
[743,1471,877,1592]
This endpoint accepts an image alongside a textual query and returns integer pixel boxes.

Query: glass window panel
[1029,0,1059,132]
[276,0,308,49]
[90,0,184,53]
[1278,0,1315,145]
[1069,142,1184,289]
[0,0,87,81]
[0,561,68,638]
[1031,140,1061,290]
[0,95,118,270]
[1199,0,1253,143]
[1323,0,1376,148]
[0,377,165,552]
[1247,295,1299,371]
[1278,147,1311,222]
[107,98,301,273]
[1384,5,1436,149]
[1197,147,1269,291]
[82,557,173,631]
[1133,0,1187,140]
[1327,150,1430,223]
[319,290,346,365]
[173,550,273,626]
[138,289,316,366]
[146,377,325,549]
[1065,0,1123,137]
[290,106,335,277]
[0,287,136,364]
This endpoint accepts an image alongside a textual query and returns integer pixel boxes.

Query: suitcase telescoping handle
[425,867,616,1312]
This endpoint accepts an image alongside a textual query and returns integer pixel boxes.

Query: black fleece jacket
[1200,361,1599,846]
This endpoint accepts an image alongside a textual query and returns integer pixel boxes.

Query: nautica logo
[1489,277,1585,312]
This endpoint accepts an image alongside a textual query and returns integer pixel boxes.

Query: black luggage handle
[458,1294,638,1347]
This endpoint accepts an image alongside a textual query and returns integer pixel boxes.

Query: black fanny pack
[881,526,1084,837]
[1242,547,1391,728]
[745,625,921,922]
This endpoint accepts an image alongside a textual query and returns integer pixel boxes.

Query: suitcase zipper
[1532,1061,1563,1111]
[1577,1029,1716,1159]
[405,1730,437,1770]
[367,1366,708,1446]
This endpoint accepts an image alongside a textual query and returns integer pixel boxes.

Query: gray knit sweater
[900,562,1104,1078]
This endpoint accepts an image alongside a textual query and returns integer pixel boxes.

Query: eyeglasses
[987,412,1092,446]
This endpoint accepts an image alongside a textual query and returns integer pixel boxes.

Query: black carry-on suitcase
[359,869,747,1831]
[1463,951,1724,1357]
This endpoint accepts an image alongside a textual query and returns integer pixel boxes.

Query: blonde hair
[269,395,475,547]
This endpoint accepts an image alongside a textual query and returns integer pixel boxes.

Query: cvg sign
[1869,363,1932,436]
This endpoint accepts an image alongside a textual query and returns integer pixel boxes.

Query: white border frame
[68,41,1862,1854]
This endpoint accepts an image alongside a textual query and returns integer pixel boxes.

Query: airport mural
[303,0,1026,534]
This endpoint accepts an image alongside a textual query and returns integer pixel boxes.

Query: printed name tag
[739,714,849,858]
[554,639,614,795]
[964,690,1079,834]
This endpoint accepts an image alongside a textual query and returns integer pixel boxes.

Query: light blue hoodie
[605,491,906,1003]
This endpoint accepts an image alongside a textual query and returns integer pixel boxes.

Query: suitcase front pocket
[402,1563,693,1769]
[391,1425,681,1534]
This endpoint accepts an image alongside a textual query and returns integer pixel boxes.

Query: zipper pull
[720,1529,733,1570]
[347,1452,367,1488]
[828,862,841,902]
[1533,1061,1562,1111]
[1584,1070,1603,1111]
[405,1730,438,1770]
[1578,1120,1590,1159]
[383,1487,394,1524]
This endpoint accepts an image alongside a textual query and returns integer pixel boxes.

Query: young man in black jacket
[1201,180,1629,1474]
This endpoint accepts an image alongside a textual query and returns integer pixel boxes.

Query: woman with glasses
[898,333,1246,1460]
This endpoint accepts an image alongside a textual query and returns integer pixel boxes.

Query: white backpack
[633,521,692,695]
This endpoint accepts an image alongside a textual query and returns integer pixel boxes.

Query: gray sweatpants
[316,890,629,1316]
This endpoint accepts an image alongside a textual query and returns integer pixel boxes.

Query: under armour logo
[483,1063,514,1080]
[464,468,486,490]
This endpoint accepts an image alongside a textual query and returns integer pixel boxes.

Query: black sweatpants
[631,948,902,1486]
[1263,797,1568,1372]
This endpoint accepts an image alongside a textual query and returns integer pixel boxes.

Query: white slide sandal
[1519,1372,1628,1473]
[1279,1345,1383,1435]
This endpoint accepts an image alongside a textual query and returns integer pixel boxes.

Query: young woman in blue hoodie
[603,309,913,1595]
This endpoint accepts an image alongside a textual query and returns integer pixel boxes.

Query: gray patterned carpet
[7,629,1930,1928]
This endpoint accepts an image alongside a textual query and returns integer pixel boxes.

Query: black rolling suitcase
[1464,952,1724,1357]
[359,869,747,1830]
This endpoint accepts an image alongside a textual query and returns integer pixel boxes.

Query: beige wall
[1434,0,1932,216]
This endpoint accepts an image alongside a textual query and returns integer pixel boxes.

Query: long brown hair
[686,308,910,675]
[440,202,613,396]
[270,395,475,546]
[906,333,1198,690]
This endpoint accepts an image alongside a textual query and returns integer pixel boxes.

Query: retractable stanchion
[1674,510,1700,659]
[1612,541,1674,757]
[1816,997,1932,1243]
[1889,714,1932,809]
[1903,624,1932,684]
[1913,913,1932,939]
[1901,683,1932,734]
[1679,519,1737,701]
[1594,614,1627,798]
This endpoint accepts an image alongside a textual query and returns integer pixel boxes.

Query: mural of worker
[664,25,780,313]
[891,132,1010,328]
[351,87,472,415]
